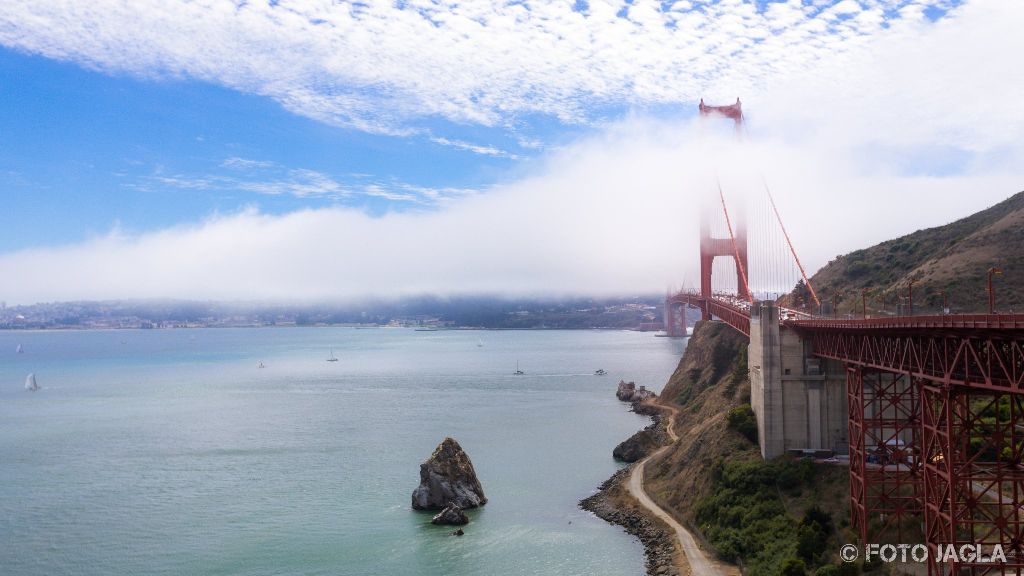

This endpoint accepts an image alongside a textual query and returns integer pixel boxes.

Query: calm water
[0,328,686,576]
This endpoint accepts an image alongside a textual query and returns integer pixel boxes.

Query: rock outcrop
[613,428,660,462]
[612,406,670,462]
[431,503,469,525]
[412,437,487,511]
[616,380,637,401]
[617,380,657,403]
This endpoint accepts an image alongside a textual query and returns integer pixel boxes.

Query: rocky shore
[580,401,681,576]
[613,407,670,462]
[580,467,680,576]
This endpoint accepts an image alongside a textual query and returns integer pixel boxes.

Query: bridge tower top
[699,97,743,127]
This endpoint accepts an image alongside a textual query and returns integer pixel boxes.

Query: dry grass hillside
[645,321,856,576]
[785,191,1024,315]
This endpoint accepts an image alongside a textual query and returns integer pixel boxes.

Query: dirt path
[625,405,730,576]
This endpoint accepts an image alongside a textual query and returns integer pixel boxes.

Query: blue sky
[0,0,1020,304]
[0,49,548,250]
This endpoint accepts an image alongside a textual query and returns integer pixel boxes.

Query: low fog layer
[1,0,1021,305]
[0,118,1019,305]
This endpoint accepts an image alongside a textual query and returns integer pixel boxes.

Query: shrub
[727,405,758,443]
[780,557,807,576]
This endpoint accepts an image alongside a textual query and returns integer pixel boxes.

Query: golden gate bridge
[667,98,1024,575]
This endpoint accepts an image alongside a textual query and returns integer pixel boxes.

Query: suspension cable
[762,179,820,307]
[717,180,753,304]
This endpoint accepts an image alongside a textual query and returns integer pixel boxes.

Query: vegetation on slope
[784,191,1024,315]
[646,321,861,576]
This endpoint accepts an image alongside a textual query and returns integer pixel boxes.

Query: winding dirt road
[625,405,729,576]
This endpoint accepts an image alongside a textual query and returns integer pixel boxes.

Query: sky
[0,0,1022,304]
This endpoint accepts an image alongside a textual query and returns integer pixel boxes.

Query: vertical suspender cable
[763,179,821,308]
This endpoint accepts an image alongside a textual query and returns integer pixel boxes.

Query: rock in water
[616,380,637,401]
[431,503,469,525]
[411,437,487,511]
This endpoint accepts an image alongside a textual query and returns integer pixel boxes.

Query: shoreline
[580,406,683,576]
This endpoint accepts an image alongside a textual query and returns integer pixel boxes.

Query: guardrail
[786,314,1024,331]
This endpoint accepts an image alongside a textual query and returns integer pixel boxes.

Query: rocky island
[412,437,487,515]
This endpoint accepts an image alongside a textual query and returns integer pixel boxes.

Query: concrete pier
[748,302,848,459]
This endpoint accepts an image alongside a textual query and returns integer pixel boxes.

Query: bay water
[0,328,685,576]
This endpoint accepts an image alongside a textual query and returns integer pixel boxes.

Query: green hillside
[789,191,1024,315]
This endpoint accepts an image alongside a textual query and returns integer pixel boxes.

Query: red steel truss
[847,367,922,545]
[791,317,1024,574]
[920,384,1024,574]
[787,318,1024,393]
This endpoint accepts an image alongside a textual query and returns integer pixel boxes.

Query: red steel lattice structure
[787,315,1024,574]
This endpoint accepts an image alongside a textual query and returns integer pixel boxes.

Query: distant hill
[788,191,1024,315]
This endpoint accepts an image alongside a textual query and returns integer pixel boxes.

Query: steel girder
[793,328,1024,393]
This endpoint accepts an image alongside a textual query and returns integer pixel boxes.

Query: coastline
[580,405,683,576]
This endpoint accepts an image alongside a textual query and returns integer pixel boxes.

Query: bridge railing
[785,313,1024,331]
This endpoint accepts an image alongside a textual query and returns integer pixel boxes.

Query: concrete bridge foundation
[748,302,848,458]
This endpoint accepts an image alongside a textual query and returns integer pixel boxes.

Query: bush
[727,405,758,443]
[797,523,828,561]
[696,458,839,576]
[780,557,807,576]
[847,261,870,277]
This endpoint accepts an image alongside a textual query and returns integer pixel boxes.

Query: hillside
[787,191,1024,315]
[643,321,854,576]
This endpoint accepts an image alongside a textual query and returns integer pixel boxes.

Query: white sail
[25,373,38,391]
[16,344,23,353]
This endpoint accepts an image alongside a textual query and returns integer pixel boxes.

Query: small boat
[258,361,265,369]
[594,369,607,376]
[25,373,39,392]
[476,339,484,348]
[326,349,339,362]
[513,361,524,375]
[16,344,23,354]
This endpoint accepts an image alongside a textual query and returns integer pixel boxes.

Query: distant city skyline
[1,1,1022,304]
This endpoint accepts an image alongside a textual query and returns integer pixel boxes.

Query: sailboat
[258,361,265,369]
[513,361,524,375]
[476,339,484,348]
[16,344,23,354]
[326,349,339,362]
[25,373,39,392]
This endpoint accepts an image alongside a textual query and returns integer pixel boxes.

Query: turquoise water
[0,328,686,576]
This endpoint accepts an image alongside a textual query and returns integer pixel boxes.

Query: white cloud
[430,137,520,159]
[0,0,1021,304]
[0,116,1019,304]
[1,0,1015,151]
[221,157,276,170]
[135,158,474,204]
